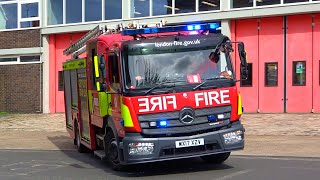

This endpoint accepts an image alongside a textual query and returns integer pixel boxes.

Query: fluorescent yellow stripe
[121,99,134,127]
[238,93,243,115]
[96,82,100,91]
[94,56,99,78]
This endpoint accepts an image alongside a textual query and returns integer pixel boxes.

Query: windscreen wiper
[144,80,185,95]
[192,77,228,91]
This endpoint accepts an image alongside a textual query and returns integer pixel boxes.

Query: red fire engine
[61,21,248,170]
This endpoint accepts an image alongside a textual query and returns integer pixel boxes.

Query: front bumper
[119,121,244,164]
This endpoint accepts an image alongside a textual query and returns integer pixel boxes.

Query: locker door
[235,19,259,113]
[286,15,313,112]
[313,14,320,112]
[258,17,284,112]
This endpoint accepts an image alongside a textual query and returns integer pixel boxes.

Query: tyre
[75,123,86,153]
[105,130,125,171]
[200,152,231,164]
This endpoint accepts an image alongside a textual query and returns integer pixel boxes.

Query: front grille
[138,106,232,136]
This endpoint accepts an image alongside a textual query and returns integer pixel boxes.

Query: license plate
[175,138,204,148]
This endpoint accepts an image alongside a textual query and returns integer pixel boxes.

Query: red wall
[232,14,320,113]
[234,19,259,113]
[49,32,87,113]
[313,14,320,112]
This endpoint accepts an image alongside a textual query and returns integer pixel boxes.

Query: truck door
[107,52,125,138]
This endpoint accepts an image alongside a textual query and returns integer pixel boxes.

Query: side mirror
[238,42,248,80]
[209,50,220,63]
[238,42,247,67]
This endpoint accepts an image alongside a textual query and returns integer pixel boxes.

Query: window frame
[0,0,41,31]
[265,62,278,87]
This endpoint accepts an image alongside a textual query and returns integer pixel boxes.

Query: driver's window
[108,53,120,89]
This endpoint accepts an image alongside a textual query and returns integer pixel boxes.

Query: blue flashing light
[159,120,168,127]
[187,25,194,31]
[120,119,124,126]
[210,23,219,29]
[121,23,220,36]
[208,115,217,122]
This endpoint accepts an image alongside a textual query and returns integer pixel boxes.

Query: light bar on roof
[121,23,220,36]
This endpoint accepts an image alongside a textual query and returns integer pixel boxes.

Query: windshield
[124,48,234,90]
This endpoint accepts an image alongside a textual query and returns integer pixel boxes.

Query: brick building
[1,0,320,113]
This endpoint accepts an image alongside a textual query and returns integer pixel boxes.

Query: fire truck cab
[61,22,248,170]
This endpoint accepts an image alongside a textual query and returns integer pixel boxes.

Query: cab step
[94,150,106,160]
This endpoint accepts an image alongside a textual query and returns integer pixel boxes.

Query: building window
[257,0,281,6]
[152,0,173,16]
[20,1,40,28]
[105,0,122,20]
[66,0,82,24]
[265,62,278,86]
[199,0,220,11]
[292,61,306,86]
[231,0,253,9]
[131,0,150,18]
[0,3,18,29]
[284,0,309,3]
[47,0,63,25]
[85,0,102,22]
[0,1,40,30]
[21,2,38,18]
[0,55,40,64]
[241,63,253,87]
[20,55,40,62]
[0,57,17,62]
[175,0,196,14]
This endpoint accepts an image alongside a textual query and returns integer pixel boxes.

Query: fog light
[149,122,157,127]
[223,130,243,144]
[129,142,154,155]
[217,114,224,119]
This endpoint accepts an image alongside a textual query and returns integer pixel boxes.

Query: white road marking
[215,169,253,180]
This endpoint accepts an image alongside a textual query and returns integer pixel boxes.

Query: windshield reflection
[124,49,233,90]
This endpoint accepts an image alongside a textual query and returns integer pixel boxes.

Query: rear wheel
[200,152,231,164]
[75,124,86,153]
[105,130,125,171]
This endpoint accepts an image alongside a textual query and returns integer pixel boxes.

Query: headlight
[223,130,243,145]
[129,142,154,155]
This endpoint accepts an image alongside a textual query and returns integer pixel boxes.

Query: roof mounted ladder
[63,25,103,58]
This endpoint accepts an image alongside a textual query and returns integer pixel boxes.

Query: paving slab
[0,113,319,158]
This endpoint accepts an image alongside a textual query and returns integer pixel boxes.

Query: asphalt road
[0,149,319,180]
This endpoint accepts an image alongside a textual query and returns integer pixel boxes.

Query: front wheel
[105,130,125,171]
[200,152,231,164]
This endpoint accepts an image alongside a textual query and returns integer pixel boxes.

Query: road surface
[0,149,319,180]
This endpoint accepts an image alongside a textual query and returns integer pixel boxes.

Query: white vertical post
[150,0,153,16]
[196,0,199,12]
[82,0,85,22]
[42,35,50,113]
[63,0,66,24]
[172,0,175,14]
[102,0,105,21]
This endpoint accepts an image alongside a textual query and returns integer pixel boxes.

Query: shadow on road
[47,135,234,178]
